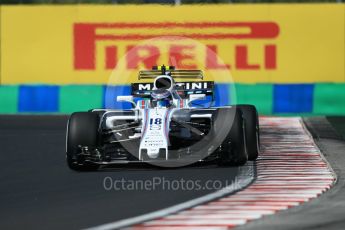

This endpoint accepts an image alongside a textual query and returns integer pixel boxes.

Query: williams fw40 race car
[66,65,260,170]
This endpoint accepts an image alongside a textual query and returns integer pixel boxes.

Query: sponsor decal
[132,81,214,91]
[74,22,279,71]
[3,5,343,84]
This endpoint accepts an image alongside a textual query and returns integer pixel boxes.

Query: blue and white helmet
[151,89,171,100]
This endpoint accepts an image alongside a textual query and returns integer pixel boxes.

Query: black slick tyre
[215,107,248,166]
[236,104,260,160]
[66,112,100,171]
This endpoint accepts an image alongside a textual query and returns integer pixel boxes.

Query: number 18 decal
[150,118,162,130]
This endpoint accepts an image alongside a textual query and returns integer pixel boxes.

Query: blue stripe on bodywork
[273,84,314,113]
[18,85,59,112]
[189,84,230,108]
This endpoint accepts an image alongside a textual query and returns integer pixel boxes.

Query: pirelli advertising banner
[1,4,344,85]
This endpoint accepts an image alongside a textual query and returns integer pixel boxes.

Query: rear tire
[215,107,248,166]
[66,112,100,171]
[236,105,260,160]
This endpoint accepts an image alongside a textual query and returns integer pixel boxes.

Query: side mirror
[188,94,206,105]
[117,96,136,107]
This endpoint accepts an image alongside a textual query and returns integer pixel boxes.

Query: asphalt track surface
[1,115,345,230]
[0,115,249,230]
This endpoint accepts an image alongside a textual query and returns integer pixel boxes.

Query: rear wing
[138,70,204,80]
[131,81,214,99]
[133,66,213,99]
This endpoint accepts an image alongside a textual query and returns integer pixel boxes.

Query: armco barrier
[1,83,345,114]
[0,4,344,114]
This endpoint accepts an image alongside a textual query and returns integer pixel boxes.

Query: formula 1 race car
[66,65,260,170]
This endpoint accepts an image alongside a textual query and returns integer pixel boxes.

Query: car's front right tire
[66,112,100,171]
[215,107,248,166]
[236,104,260,160]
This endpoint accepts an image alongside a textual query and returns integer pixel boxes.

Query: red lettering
[169,45,197,69]
[73,22,279,71]
[206,45,230,70]
[265,45,276,69]
[105,46,118,69]
[74,24,97,70]
[126,45,160,69]
[236,45,260,70]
